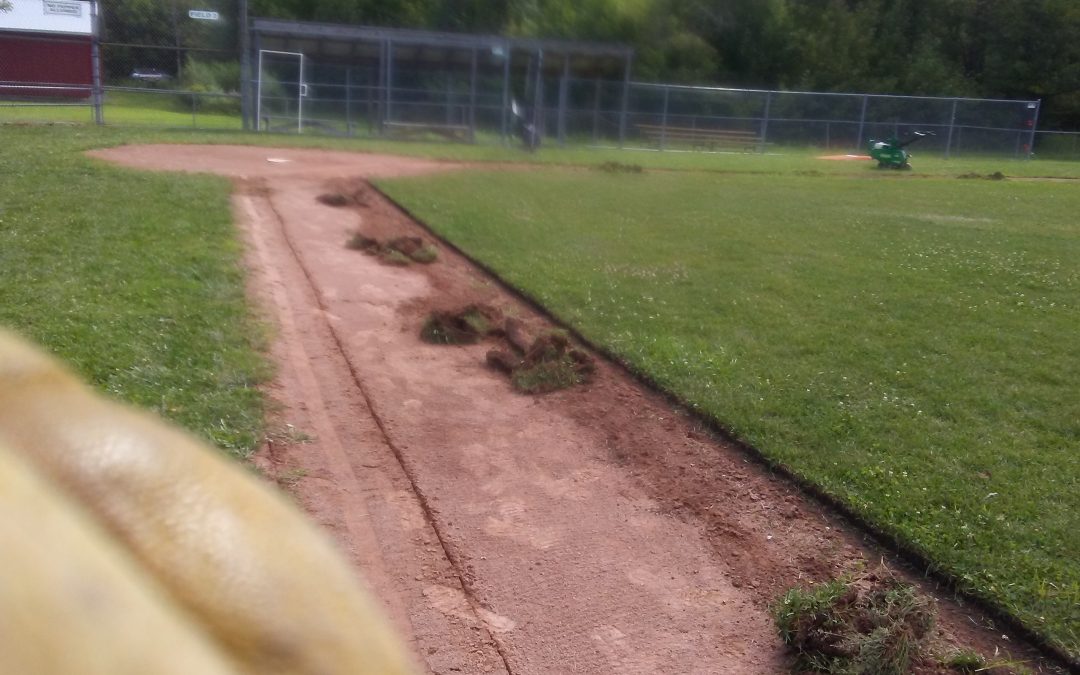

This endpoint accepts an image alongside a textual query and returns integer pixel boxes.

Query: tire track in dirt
[238,184,510,674]
[254,183,516,674]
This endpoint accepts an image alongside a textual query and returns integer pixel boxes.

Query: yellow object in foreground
[0,330,415,675]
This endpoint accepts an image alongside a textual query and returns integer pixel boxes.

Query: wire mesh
[2,2,1051,157]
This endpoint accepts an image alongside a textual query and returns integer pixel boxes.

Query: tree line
[102,0,1080,129]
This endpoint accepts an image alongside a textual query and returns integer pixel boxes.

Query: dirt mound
[957,171,1007,180]
[420,304,504,345]
[486,320,595,394]
[346,234,438,265]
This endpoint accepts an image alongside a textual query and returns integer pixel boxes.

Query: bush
[177,56,241,115]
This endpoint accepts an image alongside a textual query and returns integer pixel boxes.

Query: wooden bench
[636,124,762,151]
[383,121,472,143]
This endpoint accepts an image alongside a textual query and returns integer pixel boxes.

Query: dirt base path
[89,145,1053,674]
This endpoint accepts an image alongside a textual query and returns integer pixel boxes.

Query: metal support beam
[660,86,669,150]
[618,55,632,147]
[532,49,544,145]
[758,90,772,154]
[557,55,569,145]
[1026,100,1041,159]
[468,47,478,143]
[944,98,957,159]
[385,38,394,126]
[90,0,104,125]
[239,0,250,129]
[856,94,869,151]
[500,44,511,144]
[345,66,352,135]
[592,77,601,144]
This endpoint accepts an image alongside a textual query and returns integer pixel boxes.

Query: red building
[0,0,94,98]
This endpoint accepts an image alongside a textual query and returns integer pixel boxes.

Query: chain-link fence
[96,0,243,129]
[608,83,1040,158]
[1033,130,1080,160]
[1,3,1060,159]
[0,0,244,128]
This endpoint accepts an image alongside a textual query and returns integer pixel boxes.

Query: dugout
[246,18,634,144]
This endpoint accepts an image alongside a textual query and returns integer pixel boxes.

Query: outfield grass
[377,167,1080,658]
[0,125,266,456]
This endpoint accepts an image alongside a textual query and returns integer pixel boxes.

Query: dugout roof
[250,18,633,77]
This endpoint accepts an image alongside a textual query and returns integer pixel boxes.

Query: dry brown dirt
[89,144,1058,675]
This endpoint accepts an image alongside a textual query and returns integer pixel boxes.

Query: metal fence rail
[2,2,1066,159]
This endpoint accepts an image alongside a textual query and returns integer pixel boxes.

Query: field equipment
[868,131,934,169]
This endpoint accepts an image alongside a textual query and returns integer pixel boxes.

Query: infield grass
[0,126,267,456]
[378,166,1080,658]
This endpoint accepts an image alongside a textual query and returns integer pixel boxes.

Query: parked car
[130,68,171,82]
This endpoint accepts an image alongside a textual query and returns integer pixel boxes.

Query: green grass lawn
[377,167,1080,658]
[0,125,266,456]
[0,90,242,129]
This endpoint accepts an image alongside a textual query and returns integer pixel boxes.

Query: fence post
[557,55,569,146]
[592,77,601,144]
[500,43,511,144]
[660,86,669,150]
[758,90,772,154]
[90,0,104,125]
[532,49,544,142]
[239,0,250,130]
[944,98,957,159]
[1027,100,1041,159]
[856,94,868,151]
[385,39,394,127]
[618,55,631,148]
[345,66,352,135]
[468,48,478,143]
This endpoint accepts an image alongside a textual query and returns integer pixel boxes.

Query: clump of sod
[345,233,438,265]
[317,192,350,207]
[345,233,380,253]
[595,161,644,174]
[942,650,986,672]
[407,244,439,264]
[420,304,503,345]
[318,184,370,207]
[380,248,412,266]
[772,569,936,675]
[487,321,595,394]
